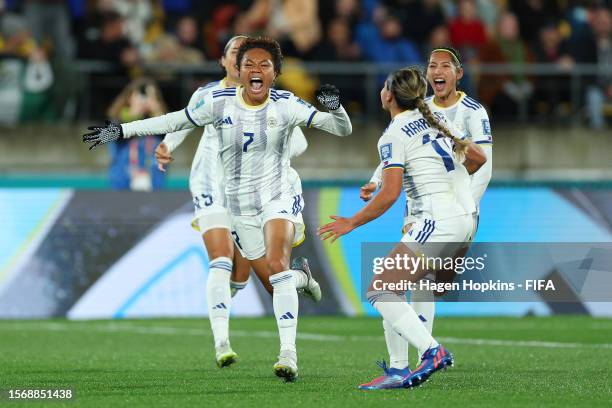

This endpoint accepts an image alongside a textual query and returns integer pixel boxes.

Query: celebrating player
[83,37,352,382]
[360,47,493,378]
[319,67,486,389]
[153,35,313,369]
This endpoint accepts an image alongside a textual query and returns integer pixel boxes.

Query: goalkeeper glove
[315,84,341,111]
[83,121,124,150]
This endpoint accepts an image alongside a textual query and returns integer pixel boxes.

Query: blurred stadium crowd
[0,0,610,127]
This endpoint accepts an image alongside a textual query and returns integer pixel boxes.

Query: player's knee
[266,256,289,275]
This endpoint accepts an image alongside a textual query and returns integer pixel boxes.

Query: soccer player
[360,47,493,376]
[83,37,352,382]
[153,35,313,369]
[319,67,486,389]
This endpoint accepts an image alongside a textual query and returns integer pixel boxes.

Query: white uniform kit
[162,80,309,239]
[122,86,352,260]
[376,109,476,257]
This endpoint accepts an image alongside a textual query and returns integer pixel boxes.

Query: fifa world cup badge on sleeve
[380,143,392,161]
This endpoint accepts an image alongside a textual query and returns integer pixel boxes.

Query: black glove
[82,121,124,150]
[315,84,341,111]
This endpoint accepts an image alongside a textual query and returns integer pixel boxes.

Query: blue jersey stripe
[465,96,482,107]
[461,100,479,110]
[184,107,198,126]
[306,110,317,127]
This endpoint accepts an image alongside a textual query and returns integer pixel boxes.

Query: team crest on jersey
[267,116,278,128]
[380,143,392,161]
[481,119,491,136]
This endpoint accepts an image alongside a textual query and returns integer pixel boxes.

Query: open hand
[318,215,354,243]
[155,142,173,172]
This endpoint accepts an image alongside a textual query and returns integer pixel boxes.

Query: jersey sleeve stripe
[465,96,482,107]
[383,163,404,169]
[461,100,479,110]
[184,107,199,127]
[462,98,479,108]
[475,140,493,144]
[306,110,317,127]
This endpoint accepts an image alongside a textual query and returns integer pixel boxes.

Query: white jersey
[424,92,492,206]
[370,92,492,212]
[163,80,309,209]
[377,109,473,222]
[123,85,352,216]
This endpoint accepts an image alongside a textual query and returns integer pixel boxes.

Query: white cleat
[215,342,237,368]
[292,257,322,303]
[273,349,298,382]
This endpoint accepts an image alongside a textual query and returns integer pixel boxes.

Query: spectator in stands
[0,2,54,124]
[107,78,167,191]
[356,5,421,67]
[532,21,575,120]
[23,0,74,61]
[510,0,562,44]
[78,11,140,119]
[112,0,153,46]
[449,0,488,60]
[387,0,446,46]
[479,11,534,120]
[264,0,322,58]
[0,2,35,58]
[144,15,204,64]
[313,17,361,61]
[582,7,612,129]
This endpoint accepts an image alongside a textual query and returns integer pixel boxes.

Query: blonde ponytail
[414,98,470,157]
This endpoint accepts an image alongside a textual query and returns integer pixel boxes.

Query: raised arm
[83,89,215,150]
[310,85,352,137]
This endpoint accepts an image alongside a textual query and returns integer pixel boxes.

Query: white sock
[207,257,232,348]
[368,291,438,353]
[291,269,308,289]
[230,277,249,297]
[411,286,435,357]
[270,270,299,353]
[383,319,409,369]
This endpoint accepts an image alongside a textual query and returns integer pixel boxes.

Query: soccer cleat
[215,342,238,368]
[273,349,298,382]
[358,360,410,390]
[402,344,453,388]
[291,257,322,302]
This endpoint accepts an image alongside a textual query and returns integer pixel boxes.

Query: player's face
[426,51,463,99]
[221,38,246,81]
[239,48,276,104]
[380,82,393,111]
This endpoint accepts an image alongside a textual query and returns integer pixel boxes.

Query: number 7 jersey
[185,86,351,216]
[378,109,475,222]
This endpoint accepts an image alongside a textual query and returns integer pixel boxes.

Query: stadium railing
[70,61,605,123]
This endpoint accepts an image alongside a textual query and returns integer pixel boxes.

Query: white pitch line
[2,321,612,350]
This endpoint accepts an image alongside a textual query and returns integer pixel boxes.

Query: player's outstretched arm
[319,168,403,242]
[83,110,197,150]
[310,84,352,137]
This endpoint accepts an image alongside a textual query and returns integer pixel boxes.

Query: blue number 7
[243,132,254,152]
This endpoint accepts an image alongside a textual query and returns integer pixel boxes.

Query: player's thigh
[263,218,295,274]
[202,227,234,260]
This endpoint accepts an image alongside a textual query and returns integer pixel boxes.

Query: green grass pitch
[1,316,611,407]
